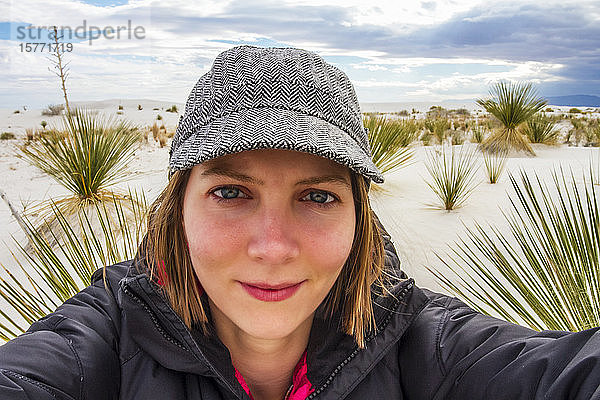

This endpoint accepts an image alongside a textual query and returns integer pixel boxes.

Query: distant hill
[544,95,600,107]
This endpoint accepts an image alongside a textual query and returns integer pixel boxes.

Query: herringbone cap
[169,45,384,183]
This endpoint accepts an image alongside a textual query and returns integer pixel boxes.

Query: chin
[234,311,309,340]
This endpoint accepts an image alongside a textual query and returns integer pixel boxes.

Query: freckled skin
[182,148,356,340]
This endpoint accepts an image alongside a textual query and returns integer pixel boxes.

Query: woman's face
[182,149,356,340]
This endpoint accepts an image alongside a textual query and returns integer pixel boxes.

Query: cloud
[1,0,598,106]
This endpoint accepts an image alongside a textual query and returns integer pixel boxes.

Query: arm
[430,292,600,399]
[0,267,123,400]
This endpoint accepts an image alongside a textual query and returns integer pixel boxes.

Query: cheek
[184,216,245,262]
[302,214,355,271]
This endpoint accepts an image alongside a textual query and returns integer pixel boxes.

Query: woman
[1,45,600,400]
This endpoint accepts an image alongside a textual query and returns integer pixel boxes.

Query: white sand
[1,100,598,299]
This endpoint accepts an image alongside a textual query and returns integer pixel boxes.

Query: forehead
[199,149,351,177]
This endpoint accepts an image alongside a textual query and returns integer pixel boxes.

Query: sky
[0,0,598,108]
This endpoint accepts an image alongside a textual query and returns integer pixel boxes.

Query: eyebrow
[201,166,264,185]
[295,175,351,189]
[200,166,351,189]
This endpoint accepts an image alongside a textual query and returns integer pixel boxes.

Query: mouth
[239,281,305,302]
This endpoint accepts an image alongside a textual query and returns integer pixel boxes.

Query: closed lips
[240,281,305,302]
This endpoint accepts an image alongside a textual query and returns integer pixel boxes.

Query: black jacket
[1,234,600,399]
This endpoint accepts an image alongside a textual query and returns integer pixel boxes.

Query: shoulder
[400,285,600,399]
[0,260,132,400]
[401,286,537,370]
[37,260,131,344]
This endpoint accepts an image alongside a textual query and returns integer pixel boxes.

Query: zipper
[121,282,190,351]
[305,280,414,399]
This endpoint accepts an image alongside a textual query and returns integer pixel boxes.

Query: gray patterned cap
[169,45,384,184]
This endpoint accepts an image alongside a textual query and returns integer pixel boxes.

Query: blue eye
[301,190,336,207]
[212,186,248,201]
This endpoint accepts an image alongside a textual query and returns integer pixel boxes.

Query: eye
[301,190,337,206]
[210,186,249,201]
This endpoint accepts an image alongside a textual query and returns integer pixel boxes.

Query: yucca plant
[583,126,598,147]
[0,190,147,340]
[20,108,142,215]
[522,113,559,144]
[429,167,600,331]
[364,115,418,175]
[581,119,600,147]
[424,118,450,145]
[424,145,480,210]
[592,119,600,140]
[451,129,465,145]
[477,81,547,155]
[566,118,585,145]
[420,131,434,146]
[483,149,508,183]
[470,125,486,144]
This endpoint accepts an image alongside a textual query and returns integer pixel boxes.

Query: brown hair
[141,167,386,348]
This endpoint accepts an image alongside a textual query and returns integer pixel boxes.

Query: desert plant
[158,132,167,148]
[151,122,159,142]
[41,104,65,116]
[420,131,433,146]
[20,108,141,210]
[40,121,48,130]
[424,118,450,144]
[568,118,586,146]
[25,128,35,141]
[424,145,480,210]
[591,120,600,144]
[451,129,465,145]
[429,167,600,331]
[450,108,470,117]
[434,119,450,144]
[363,115,418,175]
[479,115,503,131]
[48,26,71,115]
[427,106,449,119]
[569,108,582,114]
[471,125,486,143]
[118,105,124,110]
[0,132,15,140]
[583,126,598,147]
[157,114,163,121]
[13,110,20,114]
[166,105,178,113]
[138,104,143,110]
[461,119,473,132]
[522,114,559,144]
[477,81,547,155]
[483,148,508,183]
[0,191,147,340]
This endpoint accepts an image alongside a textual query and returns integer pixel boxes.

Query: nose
[247,208,300,265]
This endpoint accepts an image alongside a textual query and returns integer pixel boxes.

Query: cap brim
[170,107,384,183]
